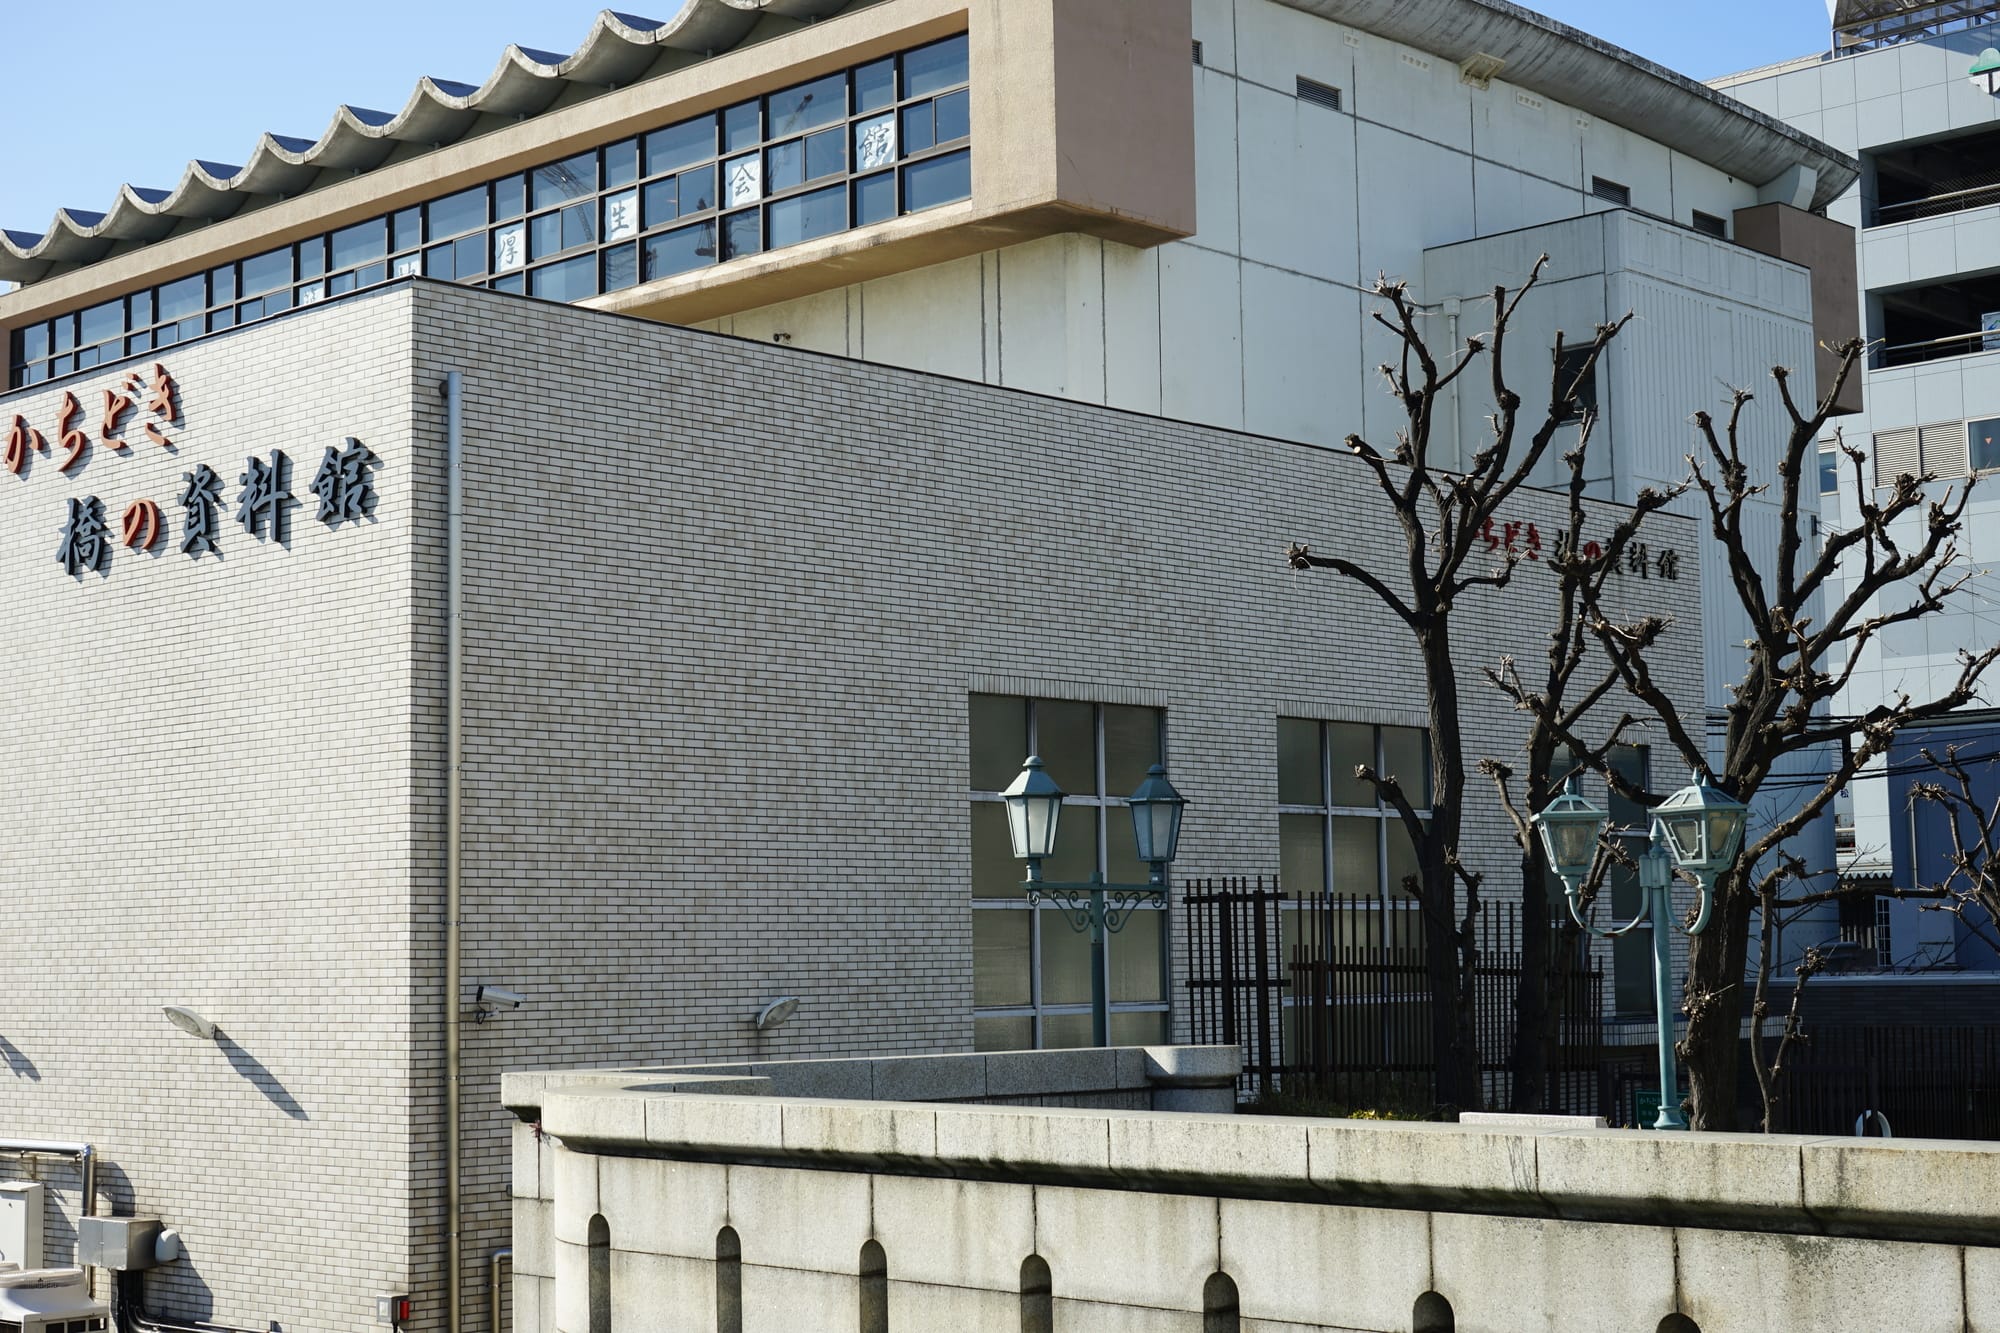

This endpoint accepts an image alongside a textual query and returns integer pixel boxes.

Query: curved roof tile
[0,0,851,285]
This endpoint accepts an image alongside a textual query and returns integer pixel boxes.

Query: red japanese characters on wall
[1477,516,1681,582]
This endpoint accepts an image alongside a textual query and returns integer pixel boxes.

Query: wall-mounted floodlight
[754,997,800,1031]
[472,985,526,1023]
[162,1006,217,1040]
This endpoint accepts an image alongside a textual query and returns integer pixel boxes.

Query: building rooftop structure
[0,0,1856,287]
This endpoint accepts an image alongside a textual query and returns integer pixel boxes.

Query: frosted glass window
[855,114,897,172]
[603,190,638,243]
[970,694,1028,791]
[1277,718,1321,805]
[1040,911,1093,1005]
[1103,704,1163,796]
[1036,700,1096,794]
[1326,722,1375,807]
[974,911,1031,1007]
[493,222,526,272]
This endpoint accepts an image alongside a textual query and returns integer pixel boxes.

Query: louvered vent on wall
[1193,39,1204,66]
[1921,420,1969,477]
[1692,211,1728,238]
[1297,76,1343,112]
[1873,427,1920,487]
[1591,176,1631,206]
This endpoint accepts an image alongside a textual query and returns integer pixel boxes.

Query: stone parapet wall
[515,1051,2000,1332]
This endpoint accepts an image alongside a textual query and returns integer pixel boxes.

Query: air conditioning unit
[0,1268,111,1332]
[0,1183,42,1271]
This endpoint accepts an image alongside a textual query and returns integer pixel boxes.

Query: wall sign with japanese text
[7,362,380,579]
[1479,516,1682,582]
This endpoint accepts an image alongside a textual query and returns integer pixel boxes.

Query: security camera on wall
[471,985,526,1022]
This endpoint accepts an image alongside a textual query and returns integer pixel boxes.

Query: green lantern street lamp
[1002,756,1189,1046]
[1001,756,1066,872]
[1531,771,1748,1131]
[1128,764,1187,881]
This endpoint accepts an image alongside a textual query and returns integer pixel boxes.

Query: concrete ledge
[503,1044,1242,1119]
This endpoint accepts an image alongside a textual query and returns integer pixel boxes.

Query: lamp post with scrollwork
[1532,772,1748,1130]
[1000,757,1188,1047]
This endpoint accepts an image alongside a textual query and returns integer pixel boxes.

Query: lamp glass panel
[1005,790,1062,861]
[1664,813,1705,865]
[1327,722,1375,806]
[973,910,1031,1007]
[1279,814,1325,900]
[1277,718,1322,805]
[1134,795,1182,865]
[1544,817,1598,876]
[1037,700,1097,794]
[1040,910,1093,1005]
[1707,808,1745,865]
[971,803,1025,899]
[968,694,1027,791]
[1111,909,1164,1002]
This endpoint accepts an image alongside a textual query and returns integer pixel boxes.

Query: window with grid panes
[7,33,973,389]
[969,694,1170,1051]
[1273,718,1431,1064]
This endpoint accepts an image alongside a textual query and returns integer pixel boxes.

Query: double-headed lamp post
[1531,771,1748,1130]
[1001,757,1188,1047]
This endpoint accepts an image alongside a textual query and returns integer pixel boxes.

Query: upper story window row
[7,34,971,391]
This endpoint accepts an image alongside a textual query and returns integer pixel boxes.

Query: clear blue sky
[0,0,1833,246]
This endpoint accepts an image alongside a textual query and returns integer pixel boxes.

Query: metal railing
[1874,329,2000,369]
[1874,179,2000,225]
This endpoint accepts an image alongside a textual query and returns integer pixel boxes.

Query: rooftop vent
[1591,177,1631,207]
[1297,76,1343,112]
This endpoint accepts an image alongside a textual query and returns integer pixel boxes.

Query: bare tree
[1287,257,1627,1111]
[1534,338,1998,1129]
[1905,744,2000,953]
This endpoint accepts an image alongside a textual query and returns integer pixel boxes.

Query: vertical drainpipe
[444,370,466,1333]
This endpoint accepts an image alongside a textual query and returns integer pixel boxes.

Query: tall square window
[970,694,1169,1051]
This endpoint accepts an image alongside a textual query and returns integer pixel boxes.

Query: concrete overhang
[1278,0,1859,211]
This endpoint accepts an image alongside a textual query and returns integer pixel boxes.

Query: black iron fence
[1773,1024,2000,1140]
[1184,878,1606,1114]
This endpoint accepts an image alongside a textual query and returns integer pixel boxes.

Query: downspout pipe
[489,1249,511,1333]
[444,370,466,1333]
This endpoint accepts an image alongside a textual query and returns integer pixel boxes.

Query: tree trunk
[1418,624,1482,1112]
[1509,852,1551,1111]
[1683,866,1754,1130]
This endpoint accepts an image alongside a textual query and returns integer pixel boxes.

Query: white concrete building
[1719,0,2000,972]
[0,1,1852,1327]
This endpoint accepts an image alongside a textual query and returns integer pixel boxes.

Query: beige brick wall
[0,278,1702,1331]
[0,292,421,1326]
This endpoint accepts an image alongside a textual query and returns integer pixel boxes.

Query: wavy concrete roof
[0,0,850,286]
